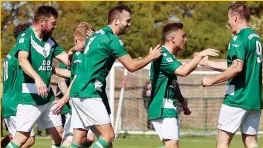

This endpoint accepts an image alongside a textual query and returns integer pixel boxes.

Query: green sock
[6,141,20,148]
[83,141,93,148]
[253,146,260,148]
[91,138,109,148]
[70,142,83,148]
[51,144,61,148]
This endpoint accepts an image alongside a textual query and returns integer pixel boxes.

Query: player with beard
[69,4,162,148]
[5,6,80,148]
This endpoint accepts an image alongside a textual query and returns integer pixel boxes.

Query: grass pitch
[31,134,263,148]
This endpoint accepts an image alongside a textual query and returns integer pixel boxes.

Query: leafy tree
[1,2,262,59]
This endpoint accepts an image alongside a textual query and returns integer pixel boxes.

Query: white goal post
[108,62,263,136]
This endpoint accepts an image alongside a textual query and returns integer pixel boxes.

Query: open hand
[86,29,94,38]
[199,48,219,57]
[149,44,162,60]
[35,78,48,97]
[52,96,68,114]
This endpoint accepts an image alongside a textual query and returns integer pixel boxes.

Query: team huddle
[2,2,262,148]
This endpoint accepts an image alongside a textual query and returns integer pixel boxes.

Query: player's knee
[164,139,179,148]
[48,126,63,143]
[86,134,95,143]
[21,136,35,148]
[243,135,258,148]
[13,132,30,146]
[101,132,115,143]
[108,132,115,142]
[27,136,35,147]
[56,126,64,137]
[216,130,233,147]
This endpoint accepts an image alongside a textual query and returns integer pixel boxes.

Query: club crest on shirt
[166,57,173,63]
[31,37,54,58]
[19,38,24,43]
[43,49,48,57]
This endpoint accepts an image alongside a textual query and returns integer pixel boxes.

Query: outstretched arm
[175,49,219,77]
[199,56,227,72]
[52,67,71,79]
[202,59,243,87]
[118,44,162,72]
[57,40,87,66]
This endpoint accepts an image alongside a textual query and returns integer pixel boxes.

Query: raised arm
[55,51,70,66]
[118,44,162,72]
[175,49,219,77]
[52,67,71,79]
[199,56,227,72]
[202,59,243,87]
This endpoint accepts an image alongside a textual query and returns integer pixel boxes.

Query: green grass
[31,134,263,148]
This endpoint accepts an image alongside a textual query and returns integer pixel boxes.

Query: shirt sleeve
[160,54,182,76]
[71,53,82,76]
[59,62,67,69]
[108,37,128,58]
[52,39,64,57]
[15,33,31,53]
[229,38,245,61]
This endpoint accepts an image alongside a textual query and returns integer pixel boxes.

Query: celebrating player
[149,22,218,148]
[69,4,162,148]
[201,2,262,148]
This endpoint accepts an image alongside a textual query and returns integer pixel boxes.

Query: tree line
[1,1,262,58]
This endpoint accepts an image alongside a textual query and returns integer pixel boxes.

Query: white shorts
[151,118,180,141]
[71,98,111,130]
[4,116,35,138]
[63,113,73,142]
[16,102,62,132]
[63,113,97,142]
[218,104,262,135]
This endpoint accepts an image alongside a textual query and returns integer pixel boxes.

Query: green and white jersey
[15,27,64,105]
[224,28,262,110]
[2,47,22,118]
[70,26,128,114]
[71,52,85,78]
[58,52,84,115]
[148,46,182,120]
